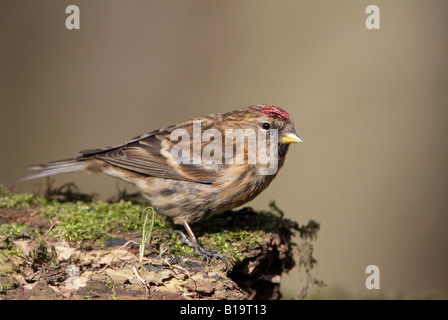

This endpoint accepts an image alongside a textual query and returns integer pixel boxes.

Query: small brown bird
[18,105,302,266]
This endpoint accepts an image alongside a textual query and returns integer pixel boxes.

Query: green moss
[0,223,28,239]
[38,200,167,245]
[1,186,166,244]
[208,230,265,262]
[0,187,301,264]
[0,237,26,276]
[0,275,21,293]
[0,186,47,208]
[162,202,295,263]
[83,291,100,299]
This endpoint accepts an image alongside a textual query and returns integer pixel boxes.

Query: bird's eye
[262,122,271,130]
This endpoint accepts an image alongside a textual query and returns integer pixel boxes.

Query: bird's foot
[173,230,228,270]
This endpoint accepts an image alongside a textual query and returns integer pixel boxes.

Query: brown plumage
[18,105,302,266]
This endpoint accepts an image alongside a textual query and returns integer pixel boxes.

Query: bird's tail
[16,158,87,182]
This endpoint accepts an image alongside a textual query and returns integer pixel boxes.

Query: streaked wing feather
[92,127,221,184]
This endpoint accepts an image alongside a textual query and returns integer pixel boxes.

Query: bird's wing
[80,121,224,184]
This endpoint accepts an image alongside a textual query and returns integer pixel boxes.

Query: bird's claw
[173,229,228,270]
[173,230,193,246]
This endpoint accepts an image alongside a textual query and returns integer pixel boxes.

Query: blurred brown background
[1,0,447,298]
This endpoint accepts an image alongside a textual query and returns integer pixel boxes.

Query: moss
[37,200,163,244]
[0,223,29,239]
[0,186,159,244]
[208,230,265,262]
[0,186,302,263]
[0,276,20,293]
[83,291,100,300]
[0,237,26,276]
[0,186,47,208]
[162,203,298,263]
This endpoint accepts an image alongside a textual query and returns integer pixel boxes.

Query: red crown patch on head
[260,105,291,121]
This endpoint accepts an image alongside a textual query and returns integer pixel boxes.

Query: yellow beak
[280,132,303,144]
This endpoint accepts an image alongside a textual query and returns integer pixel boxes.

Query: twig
[99,239,139,273]
[132,265,150,296]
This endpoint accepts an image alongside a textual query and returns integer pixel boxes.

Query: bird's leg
[174,221,228,270]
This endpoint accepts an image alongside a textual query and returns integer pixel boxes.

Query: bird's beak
[280,132,303,144]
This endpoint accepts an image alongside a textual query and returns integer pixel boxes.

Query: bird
[17,105,302,267]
